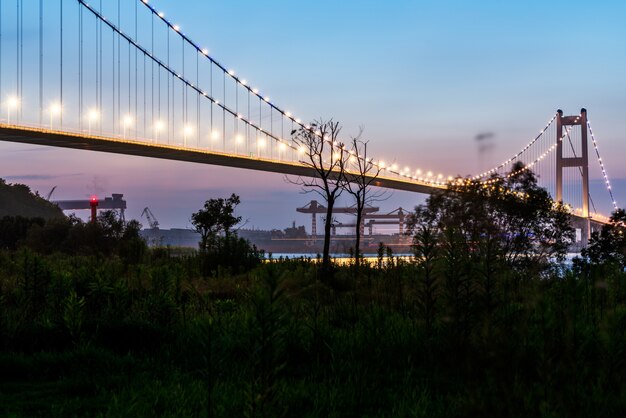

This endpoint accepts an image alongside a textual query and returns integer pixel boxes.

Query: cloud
[3,173,83,181]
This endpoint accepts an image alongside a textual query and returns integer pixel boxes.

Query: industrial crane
[141,207,160,230]
[45,186,57,201]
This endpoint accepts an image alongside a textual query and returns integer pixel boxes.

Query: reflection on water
[265,253,414,266]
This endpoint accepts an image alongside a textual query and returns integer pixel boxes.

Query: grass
[1,249,626,417]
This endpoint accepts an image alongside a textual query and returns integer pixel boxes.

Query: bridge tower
[556,108,590,244]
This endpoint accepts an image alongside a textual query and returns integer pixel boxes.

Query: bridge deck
[0,124,442,195]
[0,124,610,225]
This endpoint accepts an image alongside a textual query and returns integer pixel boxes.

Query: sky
[1,0,625,231]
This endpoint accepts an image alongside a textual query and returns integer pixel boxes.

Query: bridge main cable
[76,0,297,153]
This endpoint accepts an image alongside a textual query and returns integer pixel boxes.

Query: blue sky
[1,0,625,230]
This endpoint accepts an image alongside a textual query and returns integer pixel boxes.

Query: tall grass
[1,247,626,417]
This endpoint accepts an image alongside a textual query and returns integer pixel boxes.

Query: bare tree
[290,119,346,270]
[341,135,384,267]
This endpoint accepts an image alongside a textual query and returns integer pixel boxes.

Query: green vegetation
[1,174,626,416]
[0,179,64,219]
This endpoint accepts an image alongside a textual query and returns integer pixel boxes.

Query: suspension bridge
[0,0,619,246]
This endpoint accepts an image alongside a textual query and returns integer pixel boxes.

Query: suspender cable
[112,28,115,132]
[117,0,121,126]
[0,1,2,102]
[19,0,23,118]
[182,37,185,142]
[39,0,43,124]
[60,0,63,126]
[196,51,200,146]
[135,0,139,136]
[16,0,20,119]
[151,10,154,138]
[167,27,170,143]
[99,0,102,125]
[95,1,99,114]
[222,71,226,150]
[0,1,2,101]
[79,5,83,130]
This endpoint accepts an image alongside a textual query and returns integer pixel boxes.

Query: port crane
[141,207,160,230]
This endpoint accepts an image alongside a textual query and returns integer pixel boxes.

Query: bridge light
[379,161,386,169]
[201,48,209,55]
[5,95,20,124]
[416,169,421,175]
[298,146,306,155]
[258,137,266,148]
[173,24,180,32]
[235,134,244,144]
[88,108,100,121]
[158,12,165,18]
[7,95,19,109]
[183,125,194,146]
[122,114,134,139]
[427,171,432,177]
[264,96,270,102]
[210,130,220,140]
[333,152,341,160]
[154,120,165,132]
[252,88,259,94]
[48,102,62,129]
[50,102,62,116]
[295,118,301,124]
[228,69,235,76]
[87,108,100,135]
[241,79,247,86]
[285,111,292,117]
[391,164,398,171]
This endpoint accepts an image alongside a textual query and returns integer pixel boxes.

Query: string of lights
[587,120,618,211]
[0,1,617,211]
[134,0,453,185]
[473,113,557,180]
[77,1,294,151]
[480,117,579,185]
[562,125,598,215]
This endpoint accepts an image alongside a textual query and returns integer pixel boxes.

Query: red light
[90,195,98,203]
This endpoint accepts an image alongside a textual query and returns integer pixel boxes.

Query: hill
[0,178,64,219]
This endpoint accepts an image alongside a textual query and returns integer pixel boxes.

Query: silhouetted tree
[582,208,626,269]
[340,135,384,267]
[290,120,345,270]
[408,162,574,275]
[191,194,242,252]
[0,216,45,250]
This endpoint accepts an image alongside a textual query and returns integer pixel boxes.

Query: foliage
[17,210,147,261]
[200,234,264,276]
[582,209,626,270]
[191,194,242,252]
[3,181,626,416]
[0,216,45,251]
[1,249,626,417]
[0,178,64,219]
[407,162,575,274]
